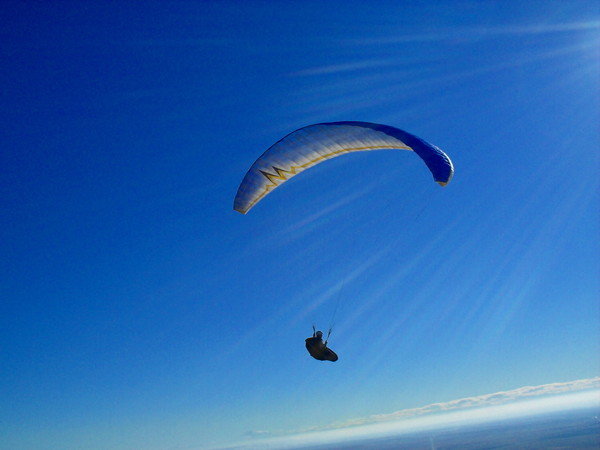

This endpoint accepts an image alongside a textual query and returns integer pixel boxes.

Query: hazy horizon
[229,379,599,449]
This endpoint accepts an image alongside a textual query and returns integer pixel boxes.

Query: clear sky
[1,1,599,449]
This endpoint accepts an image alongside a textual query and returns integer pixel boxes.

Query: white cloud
[307,377,600,431]
[236,377,600,448]
[243,430,272,438]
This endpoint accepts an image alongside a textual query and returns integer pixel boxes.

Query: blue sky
[1,1,599,448]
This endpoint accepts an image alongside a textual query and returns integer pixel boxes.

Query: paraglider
[233,121,454,363]
[233,121,454,214]
[305,326,338,362]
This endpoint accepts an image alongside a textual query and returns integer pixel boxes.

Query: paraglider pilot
[305,326,338,362]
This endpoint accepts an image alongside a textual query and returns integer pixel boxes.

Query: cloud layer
[325,376,600,430]
[241,376,600,444]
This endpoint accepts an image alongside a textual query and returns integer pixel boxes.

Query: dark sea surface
[302,407,600,449]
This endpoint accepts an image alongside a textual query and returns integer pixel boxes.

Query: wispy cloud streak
[346,20,600,45]
[290,59,397,77]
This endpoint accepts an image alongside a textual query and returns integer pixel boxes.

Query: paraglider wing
[234,121,454,214]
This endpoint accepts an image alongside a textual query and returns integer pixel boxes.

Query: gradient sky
[1,2,599,449]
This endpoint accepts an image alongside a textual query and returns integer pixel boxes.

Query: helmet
[316,331,323,338]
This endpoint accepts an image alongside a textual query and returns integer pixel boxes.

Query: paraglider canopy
[234,121,454,214]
